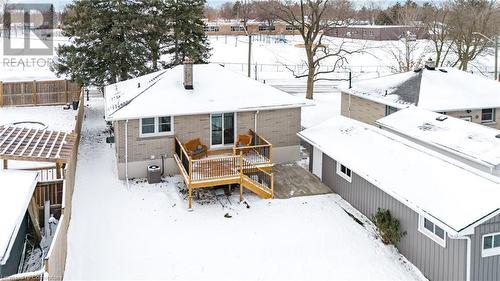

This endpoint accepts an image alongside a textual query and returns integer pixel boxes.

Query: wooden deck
[174,131,274,209]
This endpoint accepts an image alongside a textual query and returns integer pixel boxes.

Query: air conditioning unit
[147,165,161,184]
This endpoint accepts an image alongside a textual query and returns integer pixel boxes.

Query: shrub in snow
[372,208,405,245]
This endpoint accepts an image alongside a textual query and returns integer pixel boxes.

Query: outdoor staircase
[241,175,273,199]
[240,161,274,199]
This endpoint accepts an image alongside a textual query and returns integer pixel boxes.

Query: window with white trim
[482,232,500,257]
[336,162,352,182]
[481,108,496,123]
[418,215,446,247]
[140,116,173,137]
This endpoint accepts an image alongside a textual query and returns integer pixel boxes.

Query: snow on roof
[104,64,309,121]
[376,107,500,167]
[298,116,500,234]
[0,170,38,265]
[343,67,500,111]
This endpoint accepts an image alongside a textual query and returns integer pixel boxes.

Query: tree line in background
[204,0,498,99]
[52,0,211,87]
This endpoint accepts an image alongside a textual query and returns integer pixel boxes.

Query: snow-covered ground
[296,92,341,128]
[64,96,426,280]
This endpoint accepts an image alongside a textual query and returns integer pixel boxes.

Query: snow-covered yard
[64,97,426,280]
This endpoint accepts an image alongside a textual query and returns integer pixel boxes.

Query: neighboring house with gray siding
[340,63,500,130]
[105,62,308,179]
[299,116,500,281]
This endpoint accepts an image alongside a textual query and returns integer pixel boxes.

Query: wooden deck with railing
[174,130,274,209]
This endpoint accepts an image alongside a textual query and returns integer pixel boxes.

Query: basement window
[482,232,500,257]
[418,215,446,247]
[140,116,174,137]
[481,108,496,123]
[336,162,352,183]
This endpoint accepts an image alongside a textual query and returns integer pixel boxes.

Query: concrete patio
[272,163,333,199]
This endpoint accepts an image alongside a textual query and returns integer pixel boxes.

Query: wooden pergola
[0,125,77,173]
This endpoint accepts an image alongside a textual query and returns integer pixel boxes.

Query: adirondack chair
[184,138,208,159]
[236,134,253,147]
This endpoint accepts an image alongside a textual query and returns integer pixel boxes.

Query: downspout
[254,110,259,132]
[125,119,129,187]
[448,234,471,281]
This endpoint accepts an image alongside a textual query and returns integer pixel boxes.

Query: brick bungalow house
[104,62,308,206]
[341,64,500,129]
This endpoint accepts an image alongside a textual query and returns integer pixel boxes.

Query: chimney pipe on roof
[183,57,193,90]
[424,58,436,70]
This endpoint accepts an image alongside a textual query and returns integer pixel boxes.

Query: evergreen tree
[167,0,211,66]
[52,0,149,86]
[134,0,171,71]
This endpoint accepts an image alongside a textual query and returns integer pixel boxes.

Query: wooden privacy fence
[43,90,84,280]
[0,79,81,107]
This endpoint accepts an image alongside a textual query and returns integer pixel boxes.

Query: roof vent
[439,69,448,73]
[436,116,448,121]
[137,82,141,88]
[424,58,436,70]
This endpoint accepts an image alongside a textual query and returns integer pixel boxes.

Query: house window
[141,118,155,134]
[336,162,352,182]
[482,232,500,257]
[286,25,294,31]
[158,116,172,133]
[418,215,446,247]
[211,113,235,147]
[385,105,398,116]
[204,26,220,32]
[140,116,174,137]
[481,108,496,123]
[230,26,244,32]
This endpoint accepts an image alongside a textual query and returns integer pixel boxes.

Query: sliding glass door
[211,113,234,147]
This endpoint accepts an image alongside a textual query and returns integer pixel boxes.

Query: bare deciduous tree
[422,2,454,67]
[386,36,427,72]
[448,0,497,70]
[273,0,359,99]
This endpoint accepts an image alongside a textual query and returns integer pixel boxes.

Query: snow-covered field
[63,96,426,280]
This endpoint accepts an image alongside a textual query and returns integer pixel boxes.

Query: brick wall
[115,107,301,163]
[340,92,386,125]
[446,109,500,130]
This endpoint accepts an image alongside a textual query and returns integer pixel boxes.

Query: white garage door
[312,147,323,180]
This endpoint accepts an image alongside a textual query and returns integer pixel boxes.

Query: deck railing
[191,156,240,181]
[174,136,190,174]
[233,129,272,163]
[242,159,274,194]
[174,131,272,184]
[20,165,64,182]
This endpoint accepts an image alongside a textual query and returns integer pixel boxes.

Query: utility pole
[495,35,498,81]
[248,34,252,78]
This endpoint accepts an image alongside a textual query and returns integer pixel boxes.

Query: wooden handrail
[174,136,190,159]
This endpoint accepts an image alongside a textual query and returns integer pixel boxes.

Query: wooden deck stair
[241,174,273,199]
